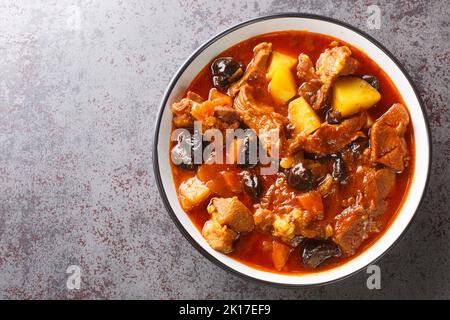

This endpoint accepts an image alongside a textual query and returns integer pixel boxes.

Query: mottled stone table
[0,0,448,299]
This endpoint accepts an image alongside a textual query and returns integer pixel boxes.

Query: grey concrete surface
[0,0,448,299]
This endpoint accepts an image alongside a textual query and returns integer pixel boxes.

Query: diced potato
[288,97,322,135]
[332,76,381,117]
[272,241,291,271]
[179,177,210,210]
[267,51,297,80]
[268,66,297,105]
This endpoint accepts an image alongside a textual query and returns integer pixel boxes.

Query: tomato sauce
[170,31,415,274]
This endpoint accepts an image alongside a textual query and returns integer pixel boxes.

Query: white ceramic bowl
[153,14,431,286]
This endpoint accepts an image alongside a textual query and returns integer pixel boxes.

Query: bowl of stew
[153,14,431,286]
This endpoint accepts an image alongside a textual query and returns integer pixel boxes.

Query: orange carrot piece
[272,241,291,271]
[221,171,242,193]
[298,190,324,218]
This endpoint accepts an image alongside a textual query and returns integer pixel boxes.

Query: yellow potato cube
[288,97,322,135]
[179,177,210,210]
[268,66,297,105]
[332,76,381,117]
[267,51,297,80]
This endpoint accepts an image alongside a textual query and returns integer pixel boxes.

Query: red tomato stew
[169,31,414,274]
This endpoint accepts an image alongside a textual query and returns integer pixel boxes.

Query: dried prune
[361,75,380,90]
[286,162,314,192]
[302,238,342,269]
[211,57,243,90]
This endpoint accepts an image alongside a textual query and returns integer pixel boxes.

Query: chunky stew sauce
[169,31,414,274]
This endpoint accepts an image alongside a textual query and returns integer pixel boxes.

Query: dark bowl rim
[152,13,432,288]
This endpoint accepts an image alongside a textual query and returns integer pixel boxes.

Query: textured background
[0,0,448,299]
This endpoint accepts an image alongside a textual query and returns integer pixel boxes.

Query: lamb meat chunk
[370,103,410,171]
[253,208,276,233]
[234,85,286,155]
[298,79,322,106]
[305,46,359,110]
[316,46,359,87]
[297,53,319,83]
[295,46,359,110]
[202,220,238,254]
[360,166,396,217]
[289,112,367,156]
[213,105,239,123]
[333,205,369,255]
[171,91,204,128]
[208,197,254,232]
[296,53,323,106]
[228,42,272,97]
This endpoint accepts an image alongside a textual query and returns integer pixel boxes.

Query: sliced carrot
[221,171,242,193]
[298,190,324,219]
[272,241,291,271]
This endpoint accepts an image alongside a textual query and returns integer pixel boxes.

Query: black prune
[361,74,380,90]
[211,57,243,90]
[286,162,314,192]
[302,238,342,269]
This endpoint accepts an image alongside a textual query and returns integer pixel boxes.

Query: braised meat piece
[213,105,239,123]
[202,197,254,253]
[171,91,203,128]
[297,46,359,110]
[334,166,396,254]
[298,79,323,106]
[234,85,286,155]
[316,46,359,87]
[228,42,272,97]
[360,167,396,217]
[208,197,254,232]
[288,112,367,156]
[296,53,318,82]
[370,103,410,171]
[333,205,369,255]
[202,220,237,254]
